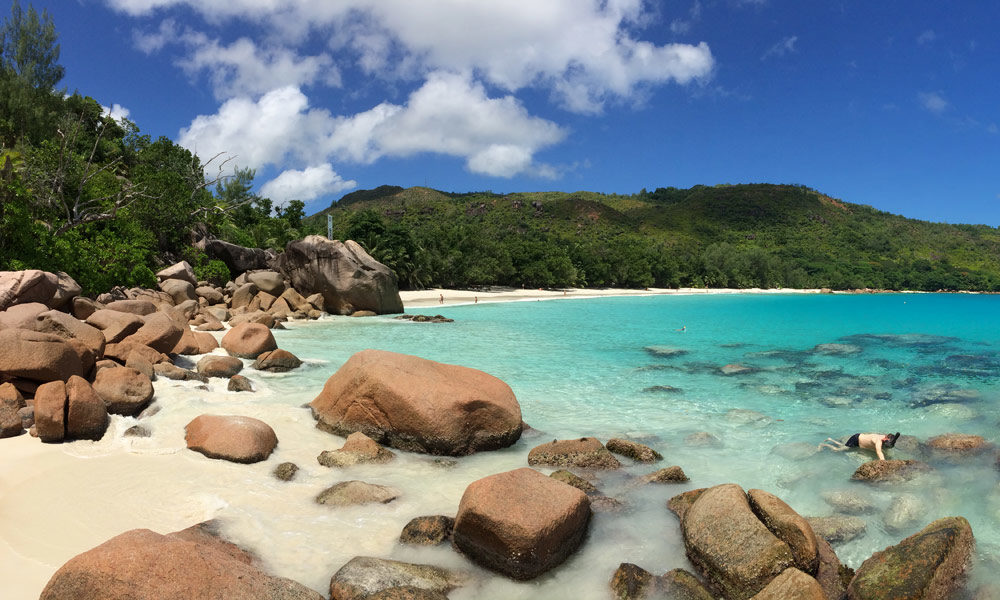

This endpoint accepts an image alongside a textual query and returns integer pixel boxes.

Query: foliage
[306,184,1000,292]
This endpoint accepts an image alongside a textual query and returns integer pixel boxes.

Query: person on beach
[439,293,444,304]
[819,432,900,460]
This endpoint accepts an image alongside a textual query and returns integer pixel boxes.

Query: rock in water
[752,567,826,599]
[747,489,819,576]
[39,526,323,600]
[328,556,464,600]
[452,467,591,580]
[847,516,974,600]
[851,459,934,484]
[185,414,278,464]
[610,563,655,599]
[606,438,663,462]
[681,484,795,599]
[310,349,522,456]
[527,437,622,469]
[315,481,401,506]
[317,431,396,467]
[277,236,403,315]
[399,516,455,546]
[221,322,277,359]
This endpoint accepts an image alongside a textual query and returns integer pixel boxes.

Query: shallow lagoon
[5,293,999,598]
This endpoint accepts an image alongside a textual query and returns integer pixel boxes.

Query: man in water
[819,432,900,460]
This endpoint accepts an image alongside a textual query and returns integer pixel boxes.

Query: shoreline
[399,286,826,308]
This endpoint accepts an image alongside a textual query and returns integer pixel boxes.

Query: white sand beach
[401,286,824,308]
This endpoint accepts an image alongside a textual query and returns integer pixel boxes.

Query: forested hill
[307,184,1000,292]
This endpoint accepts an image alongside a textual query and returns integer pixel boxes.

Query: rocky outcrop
[847,517,974,600]
[668,488,707,520]
[204,238,274,277]
[527,437,622,469]
[34,380,67,442]
[680,484,795,600]
[310,349,522,456]
[315,480,401,506]
[400,516,454,546]
[452,467,591,580]
[123,312,184,354]
[328,556,464,600]
[85,309,144,344]
[751,568,826,599]
[39,525,323,600]
[31,309,106,360]
[65,375,108,441]
[0,382,25,438]
[317,431,396,467]
[277,236,403,315]
[222,322,277,359]
[185,414,278,464]
[606,438,663,462]
[156,261,197,286]
[642,465,689,484]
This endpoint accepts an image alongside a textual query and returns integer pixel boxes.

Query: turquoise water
[271,293,1000,592]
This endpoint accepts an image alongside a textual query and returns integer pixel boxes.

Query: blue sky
[37,0,1000,224]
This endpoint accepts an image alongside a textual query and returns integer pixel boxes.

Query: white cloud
[916,30,936,45]
[762,35,798,60]
[176,33,341,99]
[670,1,702,35]
[918,91,949,114]
[111,0,714,113]
[179,74,566,179]
[101,103,131,123]
[133,18,178,53]
[260,164,356,205]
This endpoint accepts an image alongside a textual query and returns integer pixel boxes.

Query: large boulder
[527,437,622,469]
[185,414,278,464]
[33,380,67,443]
[452,467,591,580]
[276,236,403,315]
[310,349,522,456]
[606,438,662,462]
[748,489,819,575]
[104,298,158,316]
[32,309,106,360]
[0,301,48,328]
[205,238,274,277]
[926,433,991,460]
[0,382,26,438]
[221,322,277,359]
[751,568,826,600]
[247,270,286,295]
[65,375,109,441]
[92,367,154,416]
[681,484,796,600]
[39,525,324,600]
[328,556,464,600]
[847,517,974,600]
[123,312,185,354]
[0,329,88,383]
[0,269,59,310]
[86,308,144,344]
[196,355,244,379]
[253,349,302,372]
[156,261,197,286]
[158,278,196,305]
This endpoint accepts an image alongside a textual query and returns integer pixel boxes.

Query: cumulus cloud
[179,74,566,179]
[112,0,714,113]
[260,164,356,205]
[176,33,341,99]
[918,91,949,114]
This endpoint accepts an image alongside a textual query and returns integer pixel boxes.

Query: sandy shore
[400,286,824,308]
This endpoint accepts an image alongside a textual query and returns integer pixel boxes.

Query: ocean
[5,293,999,598]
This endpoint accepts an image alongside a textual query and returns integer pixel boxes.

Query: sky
[34,0,1000,224]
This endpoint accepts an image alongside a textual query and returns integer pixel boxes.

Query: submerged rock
[318,432,396,467]
[851,459,934,484]
[882,493,928,533]
[642,466,690,484]
[805,515,867,544]
[820,489,877,515]
[661,568,714,600]
[315,481,400,506]
[185,415,278,464]
[610,563,655,600]
[606,438,663,462]
[328,556,464,600]
[644,345,689,358]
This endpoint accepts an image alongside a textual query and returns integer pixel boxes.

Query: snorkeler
[818,432,900,460]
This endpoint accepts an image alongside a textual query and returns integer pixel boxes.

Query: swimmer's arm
[875,439,885,460]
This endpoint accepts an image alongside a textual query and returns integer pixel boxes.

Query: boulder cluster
[0,262,327,449]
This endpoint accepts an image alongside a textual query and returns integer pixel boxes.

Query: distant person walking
[439,293,444,304]
[819,432,900,460]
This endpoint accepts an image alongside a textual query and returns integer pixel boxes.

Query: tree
[0,0,64,90]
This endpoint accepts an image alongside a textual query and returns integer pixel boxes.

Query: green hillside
[306,184,1000,292]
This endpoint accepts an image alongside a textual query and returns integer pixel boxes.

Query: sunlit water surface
[9,293,1000,597]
